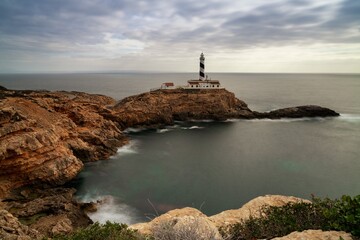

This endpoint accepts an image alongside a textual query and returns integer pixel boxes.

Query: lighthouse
[199,53,205,81]
[153,53,224,91]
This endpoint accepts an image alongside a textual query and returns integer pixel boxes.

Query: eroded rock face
[0,209,42,240]
[1,187,92,237]
[0,90,127,198]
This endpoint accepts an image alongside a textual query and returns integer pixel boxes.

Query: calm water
[1,73,360,224]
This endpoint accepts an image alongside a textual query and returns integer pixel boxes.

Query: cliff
[0,89,127,198]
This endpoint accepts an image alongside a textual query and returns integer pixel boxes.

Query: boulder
[0,209,42,240]
[272,229,353,240]
[131,195,311,239]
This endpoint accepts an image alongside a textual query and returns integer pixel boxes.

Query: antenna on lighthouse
[199,53,205,81]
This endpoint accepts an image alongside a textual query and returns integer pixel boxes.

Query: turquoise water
[1,73,360,224]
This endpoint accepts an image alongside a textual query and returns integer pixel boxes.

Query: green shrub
[51,221,146,240]
[224,195,360,240]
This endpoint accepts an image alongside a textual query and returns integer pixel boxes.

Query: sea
[1,73,359,224]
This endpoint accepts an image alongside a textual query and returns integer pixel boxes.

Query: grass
[50,221,148,240]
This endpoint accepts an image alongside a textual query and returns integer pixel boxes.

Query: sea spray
[85,195,141,225]
[110,140,139,159]
[339,114,360,123]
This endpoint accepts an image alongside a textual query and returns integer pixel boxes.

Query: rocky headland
[0,86,341,238]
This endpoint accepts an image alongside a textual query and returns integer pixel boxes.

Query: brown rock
[130,195,311,238]
[131,207,206,235]
[113,89,254,128]
[2,187,92,237]
[272,229,353,240]
[209,195,311,229]
[0,209,42,240]
[0,90,127,197]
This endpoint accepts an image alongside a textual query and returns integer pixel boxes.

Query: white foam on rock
[83,195,141,225]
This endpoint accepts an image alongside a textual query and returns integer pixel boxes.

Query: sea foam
[83,195,141,225]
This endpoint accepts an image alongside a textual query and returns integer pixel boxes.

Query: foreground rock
[0,209,42,240]
[131,195,354,239]
[1,187,92,237]
[272,229,353,240]
[130,195,310,238]
[209,195,312,229]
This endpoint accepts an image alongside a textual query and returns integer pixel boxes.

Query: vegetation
[51,221,147,240]
[47,195,359,240]
[223,195,360,240]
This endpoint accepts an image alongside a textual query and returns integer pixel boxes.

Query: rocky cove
[0,86,344,239]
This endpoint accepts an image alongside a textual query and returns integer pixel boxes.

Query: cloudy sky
[0,0,359,73]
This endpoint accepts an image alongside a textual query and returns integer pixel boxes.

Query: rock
[209,195,311,229]
[132,207,223,239]
[153,215,223,240]
[131,207,206,235]
[1,187,92,237]
[272,229,353,240]
[130,195,311,239]
[0,90,127,198]
[254,105,340,119]
[113,89,254,128]
[0,209,42,240]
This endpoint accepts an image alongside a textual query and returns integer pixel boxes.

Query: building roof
[188,80,220,84]
[162,82,174,86]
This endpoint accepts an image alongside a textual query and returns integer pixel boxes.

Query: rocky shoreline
[0,86,340,238]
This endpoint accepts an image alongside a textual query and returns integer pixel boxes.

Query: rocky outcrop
[0,209,42,240]
[1,187,92,237]
[113,89,254,128]
[272,229,353,240]
[131,195,355,239]
[209,195,311,229]
[113,89,339,128]
[130,195,310,238]
[0,89,127,198]
[254,105,340,119]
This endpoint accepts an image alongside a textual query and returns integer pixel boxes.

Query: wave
[181,125,204,129]
[189,119,214,123]
[338,114,360,123]
[80,195,141,225]
[123,127,144,133]
[111,141,139,158]
[157,128,171,133]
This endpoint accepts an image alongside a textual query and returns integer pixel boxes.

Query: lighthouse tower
[199,53,205,81]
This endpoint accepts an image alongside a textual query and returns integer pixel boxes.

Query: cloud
[0,0,359,72]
